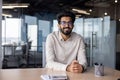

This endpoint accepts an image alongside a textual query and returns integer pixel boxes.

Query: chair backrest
[28,41,32,49]
[21,41,32,57]
[3,44,14,55]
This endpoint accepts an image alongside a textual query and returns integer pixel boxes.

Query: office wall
[0,0,2,68]
[35,12,55,32]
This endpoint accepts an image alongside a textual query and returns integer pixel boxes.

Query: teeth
[64,28,69,30]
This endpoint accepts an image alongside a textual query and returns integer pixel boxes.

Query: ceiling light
[76,15,81,18]
[89,9,92,12]
[2,3,29,9]
[119,19,120,21]
[72,8,90,15]
[2,6,14,9]
[104,12,108,15]
[2,13,12,17]
[76,14,81,17]
[115,0,118,3]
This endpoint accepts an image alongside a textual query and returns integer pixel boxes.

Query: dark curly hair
[56,11,75,24]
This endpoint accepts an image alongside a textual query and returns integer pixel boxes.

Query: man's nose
[64,23,69,27]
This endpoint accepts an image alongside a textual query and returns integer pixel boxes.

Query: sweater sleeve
[77,38,87,70]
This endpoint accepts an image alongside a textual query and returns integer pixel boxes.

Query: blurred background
[0,0,120,70]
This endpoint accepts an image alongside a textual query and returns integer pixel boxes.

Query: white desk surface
[0,67,120,80]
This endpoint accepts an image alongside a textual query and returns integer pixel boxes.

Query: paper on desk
[41,74,67,80]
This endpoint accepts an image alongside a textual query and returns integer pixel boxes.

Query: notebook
[41,74,68,80]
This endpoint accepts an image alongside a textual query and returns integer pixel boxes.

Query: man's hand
[66,60,83,73]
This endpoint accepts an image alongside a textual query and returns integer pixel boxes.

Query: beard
[59,27,72,35]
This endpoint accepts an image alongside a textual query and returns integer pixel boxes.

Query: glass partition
[1,0,117,69]
[2,18,22,44]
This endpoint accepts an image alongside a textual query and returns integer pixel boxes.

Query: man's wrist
[66,65,70,72]
[81,65,84,73]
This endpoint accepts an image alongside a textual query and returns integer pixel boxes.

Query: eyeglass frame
[59,21,73,26]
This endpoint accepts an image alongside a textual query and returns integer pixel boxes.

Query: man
[45,11,87,73]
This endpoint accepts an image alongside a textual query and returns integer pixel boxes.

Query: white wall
[0,0,2,68]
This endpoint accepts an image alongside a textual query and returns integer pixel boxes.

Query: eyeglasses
[60,21,73,26]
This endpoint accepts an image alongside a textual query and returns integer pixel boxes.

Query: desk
[0,67,120,80]
[2,43,16,56]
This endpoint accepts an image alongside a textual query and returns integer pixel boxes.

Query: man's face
[58,16,74,35]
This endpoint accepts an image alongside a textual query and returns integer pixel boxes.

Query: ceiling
[3,0,92,14]
[2,0,120,19]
